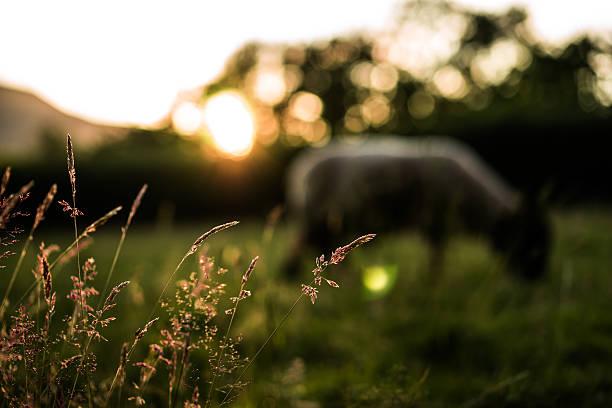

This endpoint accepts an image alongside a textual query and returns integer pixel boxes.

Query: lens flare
[362,265,398,299]
[172,101,203,136]
[202,91,256,158]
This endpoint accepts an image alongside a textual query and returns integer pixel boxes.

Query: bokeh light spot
[202,91,256,158]
[370,63,399,93]
[344,105,368,133]
[589,52,612,106]
[362,265,398,299]
[433,65,469,99]
[253,67,287,105]
[361,94,392,127]
[349,61,374,88]
[289,91,323,122]
[470,39,531,86]
[172,101,203,136]
[408,90,435,119]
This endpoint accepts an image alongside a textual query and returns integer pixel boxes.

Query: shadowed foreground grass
[3,208,612,407]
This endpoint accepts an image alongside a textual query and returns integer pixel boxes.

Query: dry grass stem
[9,207,122,318]
[125,184,147,232]
[102,281,130,313]
[34,184,57,230]
[221,234,375,405]
[65,133,87,334]
[189,221,239,255]
[241,256,258,286]
[0,180,34,229]
[66,133,76,200]
[0,166,10,197]
[206,256,258,407]
[133,317,159,348]
[41,254,52,305]
[149,221,240,323]
[329,233,377,264]
[84,206,123,235]
[0,183,56,321]
[99,184,146,307]
[105,317,159,406]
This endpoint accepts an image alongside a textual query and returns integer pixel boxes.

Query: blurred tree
[203,0,612,201]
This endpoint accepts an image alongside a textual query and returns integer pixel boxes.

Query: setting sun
[202,91,256,158]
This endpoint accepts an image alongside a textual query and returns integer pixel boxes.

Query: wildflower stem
[150,252,190,323]
[65,134,86,334]
[206,256,257,407]
[68,334,93,406]
[97,232,127,309]
[219,288,308,406]
[205,282,245,408]
[70,203,83,328]
[117,382,123,407]
[149,222,239,324]
[172,345,188,408]
[98,184,146,310]
[106,223,238,406]
[106,236,217,405]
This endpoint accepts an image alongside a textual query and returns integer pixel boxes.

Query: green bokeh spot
[362,264,398,300]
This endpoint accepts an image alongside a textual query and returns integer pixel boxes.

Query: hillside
[0,85,127,157]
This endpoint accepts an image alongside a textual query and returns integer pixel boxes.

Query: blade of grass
[97,184,147,309]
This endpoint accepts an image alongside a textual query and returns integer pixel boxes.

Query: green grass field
[2,207,612,407]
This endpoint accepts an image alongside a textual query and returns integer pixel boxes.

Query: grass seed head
[134,317,159,346]
[189,221,240,254]
[0,180,34,228]
[241,256,259,286]
[34,184,57,230]
[102,281,130,313]
[330,233,376,265]
[124,184,147,232]
[40,254,52,305]
[66,133,77,197]
[0,166,10,197]
[84,206,122,234]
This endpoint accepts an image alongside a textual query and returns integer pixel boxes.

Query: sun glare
[172,101,203,136]
[202,91,256,158]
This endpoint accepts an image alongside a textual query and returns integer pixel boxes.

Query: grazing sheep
[285,136,550,279]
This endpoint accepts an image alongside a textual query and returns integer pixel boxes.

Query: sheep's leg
[282,232,307,277]
[427,239,446,285]
[423,202,449,284]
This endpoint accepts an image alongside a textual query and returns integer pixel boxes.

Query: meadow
[3,179,612,407]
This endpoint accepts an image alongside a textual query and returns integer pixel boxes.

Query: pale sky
[1,0,610,127]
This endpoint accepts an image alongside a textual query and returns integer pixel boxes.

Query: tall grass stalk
[220,233,376,405]
[219,284,307,406]
[9,206,122,316]
[65,133,87,333]
[68,281,131,407]
[0,183,55,322]
[172,333,190,408]
[104,221,239,406]
[68,184,147,406]
[205,256,258,408]
[147,221,239,323]
[97,184,147,308]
